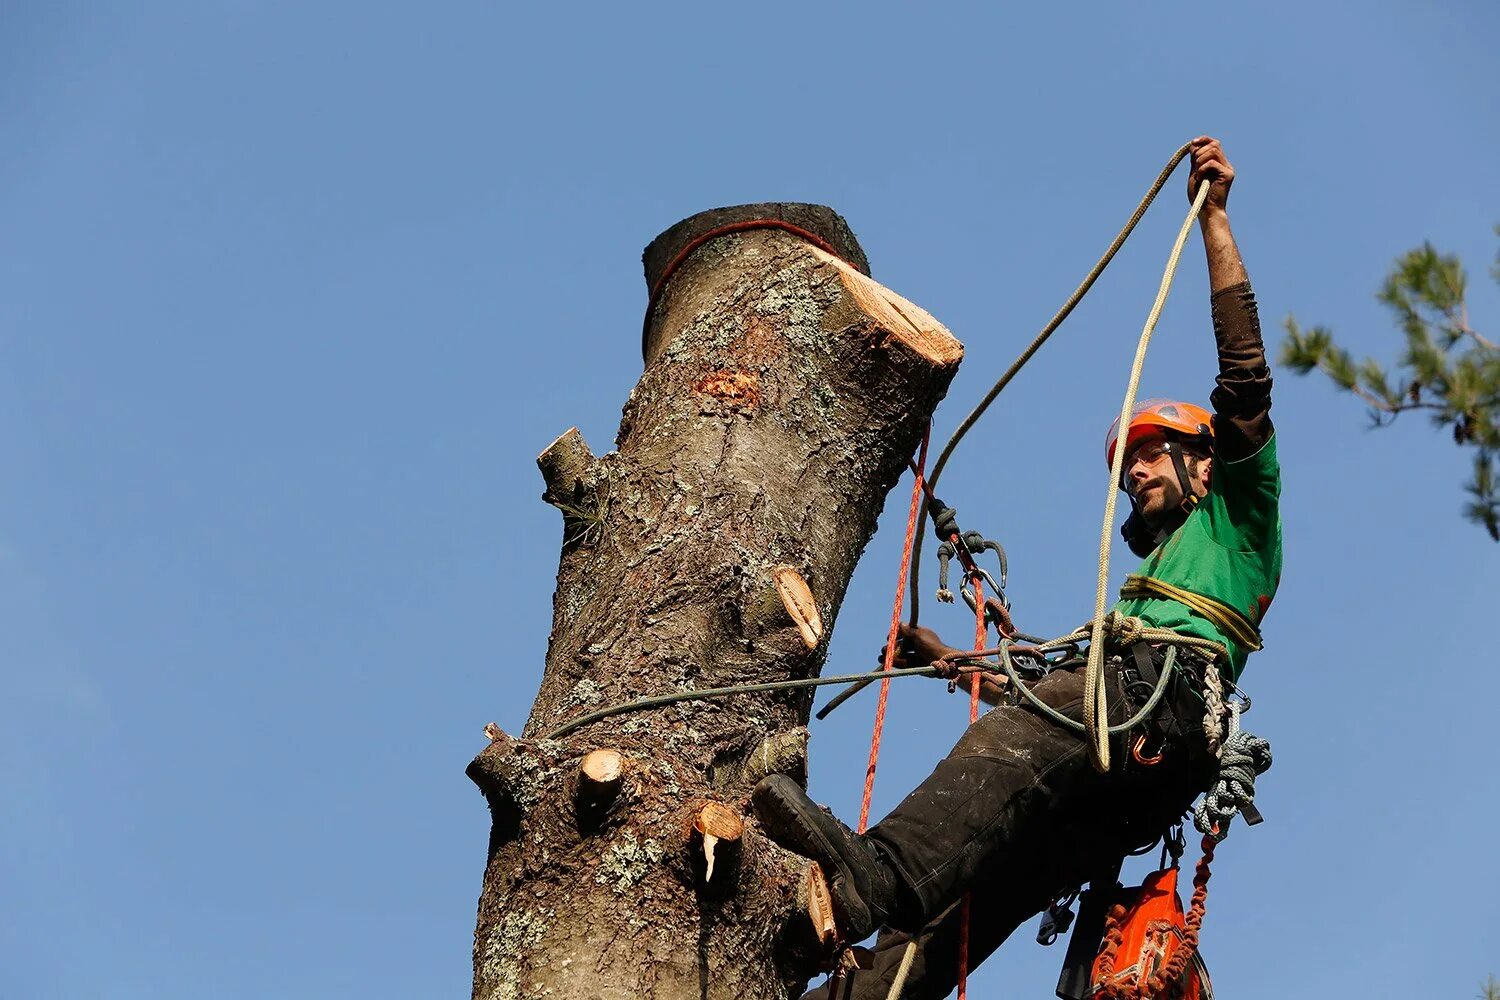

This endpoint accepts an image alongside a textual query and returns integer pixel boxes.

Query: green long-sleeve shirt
[1113,283,1282,681]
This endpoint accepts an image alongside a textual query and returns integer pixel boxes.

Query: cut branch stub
[465,725,526,851]
[580,747,624,787]
[693,801,745,884]
[538,427,597,511]
[467,724,522,797]
[741,728,809,789]
[577,749,625,803]
[772,566,823,650]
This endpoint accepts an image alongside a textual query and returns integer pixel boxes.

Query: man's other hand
[879,623,962,674]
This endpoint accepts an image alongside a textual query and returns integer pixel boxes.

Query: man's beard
[1131,477,1178,523]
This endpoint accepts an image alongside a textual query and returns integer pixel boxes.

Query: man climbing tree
[757,136,1282,1000]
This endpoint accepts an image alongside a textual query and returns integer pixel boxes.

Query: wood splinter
[805,862,838,948]
[772,566,823,649]
[693,801,745,883]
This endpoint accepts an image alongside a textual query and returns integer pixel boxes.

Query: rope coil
[1193,721,1272,840]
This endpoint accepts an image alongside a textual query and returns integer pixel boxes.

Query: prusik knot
[1102,612,1149,645]
[928,499,960,543]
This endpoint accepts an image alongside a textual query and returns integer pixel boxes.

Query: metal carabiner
[959,567,1013,635]
[960,530,1008,592]
[1131,732,1164,767]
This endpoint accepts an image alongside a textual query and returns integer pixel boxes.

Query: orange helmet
[1104,398,1214,468]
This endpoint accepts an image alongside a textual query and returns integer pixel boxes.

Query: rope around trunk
[1083,177,1213,772]
[539,666,952,741]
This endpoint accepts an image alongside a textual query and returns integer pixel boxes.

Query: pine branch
[1280,317,1443,416]
[1465,453,1500,541]
[1281,230,1500,540]
[1454,303,1497,351]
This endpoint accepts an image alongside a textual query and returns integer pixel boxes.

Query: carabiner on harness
[1037,890,1079,946]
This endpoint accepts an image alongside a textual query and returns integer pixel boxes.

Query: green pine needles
[1281,228,1500,540]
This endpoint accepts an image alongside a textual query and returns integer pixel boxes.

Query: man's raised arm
[1189,136,1272,462]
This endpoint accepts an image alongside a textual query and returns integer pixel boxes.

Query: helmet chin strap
[1166,443,1202,516]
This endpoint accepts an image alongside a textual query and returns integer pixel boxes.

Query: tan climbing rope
[1083,178,1213,772]
[886,939,919,1000]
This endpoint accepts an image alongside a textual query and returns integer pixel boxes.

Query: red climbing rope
[858,423,932,833]
[822,426,931,1000]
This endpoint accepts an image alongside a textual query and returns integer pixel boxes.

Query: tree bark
[469,204,962,1000]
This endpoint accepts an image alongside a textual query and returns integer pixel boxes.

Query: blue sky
[3,3,1497,998]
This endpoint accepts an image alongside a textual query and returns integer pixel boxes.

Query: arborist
[754,136,1282,1000]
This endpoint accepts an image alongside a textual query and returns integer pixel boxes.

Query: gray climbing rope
[541,664,957,741]
[1193,706,1273,841]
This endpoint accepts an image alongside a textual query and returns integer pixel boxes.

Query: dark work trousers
[805,651,1217,1000]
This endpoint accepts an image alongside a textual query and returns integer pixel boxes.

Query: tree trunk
[469,204,963,1000]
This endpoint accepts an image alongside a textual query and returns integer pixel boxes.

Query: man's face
[1124,434,1211,525]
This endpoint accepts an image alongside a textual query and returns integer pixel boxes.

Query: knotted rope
[1193,704,1273,841]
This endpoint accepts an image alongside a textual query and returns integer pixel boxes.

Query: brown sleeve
[1208,281,1273,462]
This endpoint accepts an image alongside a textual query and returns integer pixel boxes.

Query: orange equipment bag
[1090,866,1213,1000]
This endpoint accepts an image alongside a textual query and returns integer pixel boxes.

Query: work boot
[752,774,903,942]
